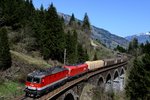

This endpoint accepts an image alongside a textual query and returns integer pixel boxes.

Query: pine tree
[125,54,150,100]
[132,38,138,49]
[82,13,90,30]
[69,13,75,25]
[73,30,78,63]
[93,53,98,60]
[2,0,17,26]
[61,16,65,27]
[114,45,126,53]
[84,49,89,61]
[77,44,89,63]
[139,43,144,54]
[32,4,46,50]
[0,28,11,70]
[41,3,65,62]
[66,31,73,64]
[1,0,35,27]
[128,38,139,55]
[65,30,78,64]
[144,41,150,54]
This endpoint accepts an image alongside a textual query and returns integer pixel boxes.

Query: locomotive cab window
[27,76,33,82]
[33,77,41,83]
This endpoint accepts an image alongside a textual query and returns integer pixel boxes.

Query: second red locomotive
[64,63,88,78]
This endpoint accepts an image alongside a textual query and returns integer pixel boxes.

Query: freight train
[24,57,127,97]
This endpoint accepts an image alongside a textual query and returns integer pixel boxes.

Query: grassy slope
[0,51,51,99]
[0,81,24,100]
[90,39,115,60]
[10,50,50,67]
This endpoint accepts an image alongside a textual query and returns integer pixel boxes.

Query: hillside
[59,13,129,49]
[91,26,129,49]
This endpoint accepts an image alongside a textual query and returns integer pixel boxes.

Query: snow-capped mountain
[125,32,150,44]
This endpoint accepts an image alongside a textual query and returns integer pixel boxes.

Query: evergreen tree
[66,31,74,64]
[2,0,18,26]
[65,30,78,64]
[0,28,11,70]
[41,3,65,62]
[1,0,35,27]
[93,53,98,60]
[77,44,89,63]
[144,41,150,54]
[61,16,65,26]
[32,4,46,50]
[72,30,78,63]
[69,13,75,25]
[84,49,89,61]
[114,45,126,53]
[82,13,90,29]
[125,54,150,100]
[139,43,144,54]
[128,38,139,55]
[132,38,138,49]
[128,42,132,53]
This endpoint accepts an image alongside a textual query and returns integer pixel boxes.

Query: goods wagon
[103,59,116,66]
[64,63,88,78]
[25,66,68,97]
[85,60,104,70]
[116,57,122,63]
[121,56,128,62]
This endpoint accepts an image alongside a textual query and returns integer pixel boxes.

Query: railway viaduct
[16,61,127,100]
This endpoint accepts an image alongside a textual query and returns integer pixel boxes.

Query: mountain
[58,13,129,49]
[91,26,129,49]
[125,32,150,44]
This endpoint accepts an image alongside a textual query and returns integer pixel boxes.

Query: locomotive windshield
[33,77,40,83]
[27,76,32,82]
[27,76,41,83]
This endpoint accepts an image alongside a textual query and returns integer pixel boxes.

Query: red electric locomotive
[24,66,68,97]
[64,63,88,79]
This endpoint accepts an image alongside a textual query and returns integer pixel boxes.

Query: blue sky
[33,0,150,37]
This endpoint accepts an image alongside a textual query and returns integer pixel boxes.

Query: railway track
[14,61,127,100]
[15,95,30,100]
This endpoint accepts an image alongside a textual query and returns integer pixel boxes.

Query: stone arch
[120,67,125,76]
[113,70,120,92]
[120,67,125,91]
[63,90,77,100]
[97,76,104,87]
[105,72,112,84]
[113,69,119,80]
[105,72,112,92]
[64,93,75,100]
